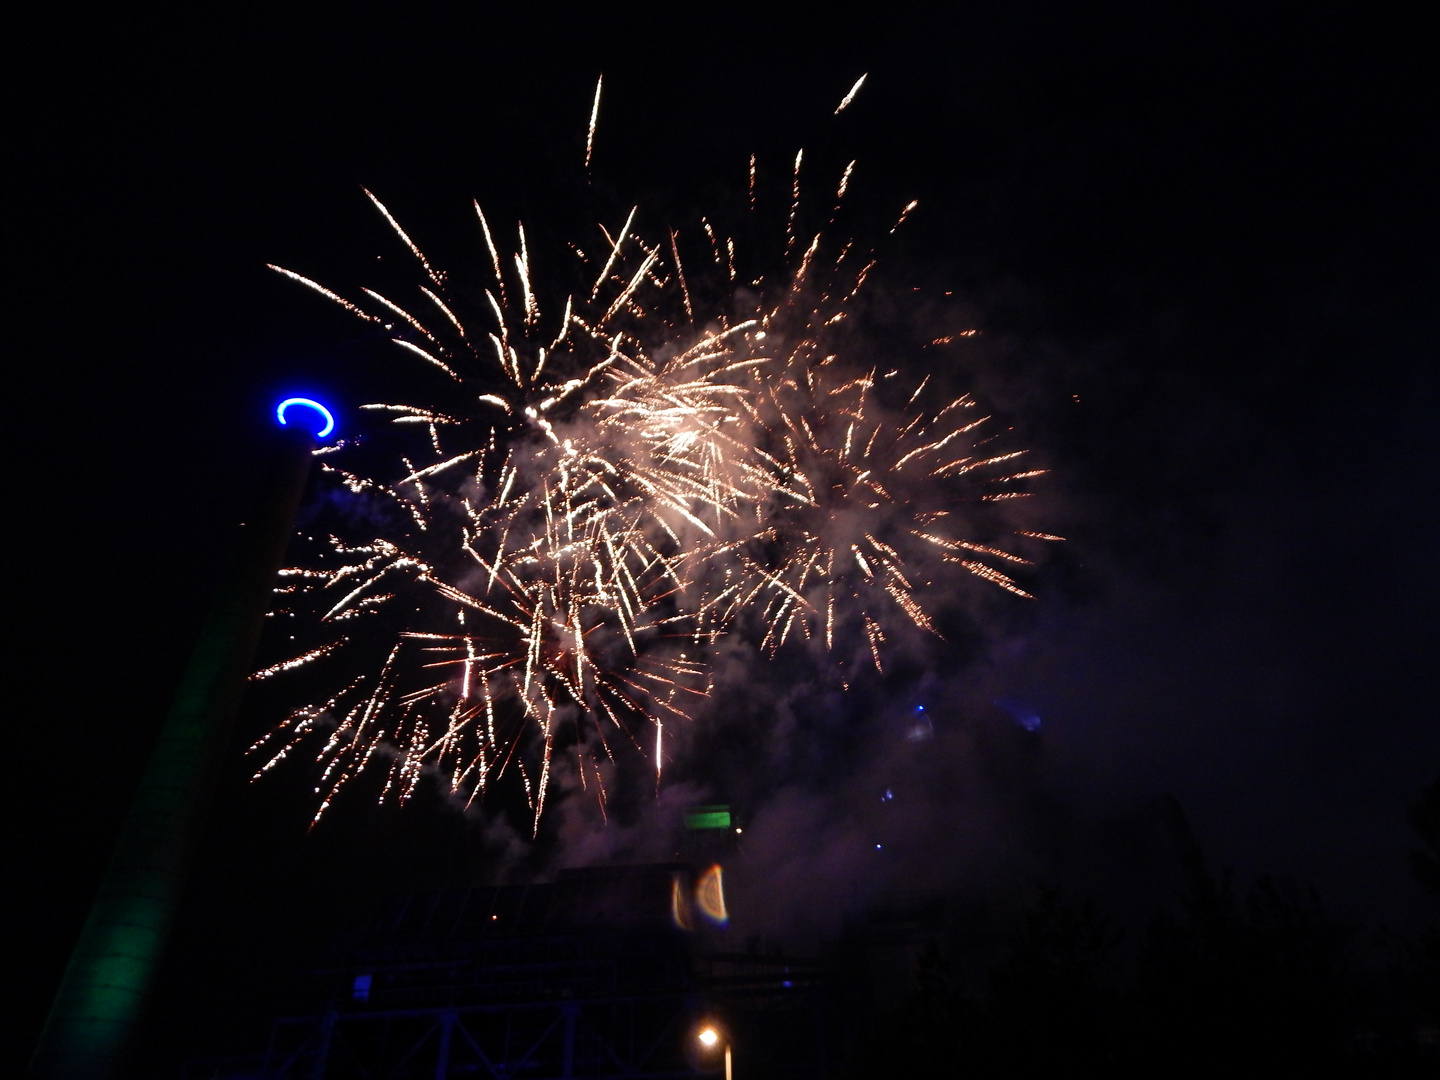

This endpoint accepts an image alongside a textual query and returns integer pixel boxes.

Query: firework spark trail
[835,73,868,115]
[256,90,1055,828]
[586,75,603,170]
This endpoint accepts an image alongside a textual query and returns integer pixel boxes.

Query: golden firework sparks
[255,79,1053,829]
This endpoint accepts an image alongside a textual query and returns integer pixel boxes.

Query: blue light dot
[276,397,335,439]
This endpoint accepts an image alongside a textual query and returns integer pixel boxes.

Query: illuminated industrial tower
[28,398,335,1080]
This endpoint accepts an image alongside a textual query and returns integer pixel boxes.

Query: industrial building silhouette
[183,864,830,1079]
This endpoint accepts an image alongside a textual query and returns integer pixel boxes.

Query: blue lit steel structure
[191,866,830,1079]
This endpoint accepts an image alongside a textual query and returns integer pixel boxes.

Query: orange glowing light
[697,864,728,924]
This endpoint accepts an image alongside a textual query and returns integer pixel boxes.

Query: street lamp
[696,1023,732,1080]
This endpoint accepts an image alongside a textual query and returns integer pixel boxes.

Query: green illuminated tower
[28,400,331,1079]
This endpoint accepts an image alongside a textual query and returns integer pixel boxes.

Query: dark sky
[13,3,1439,1073]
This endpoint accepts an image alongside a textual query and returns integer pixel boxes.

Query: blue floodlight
[276,397,335,439]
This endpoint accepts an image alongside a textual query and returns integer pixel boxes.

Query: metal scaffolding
[202,865,830,1080]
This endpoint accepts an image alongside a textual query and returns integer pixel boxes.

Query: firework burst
[252,82,1056,829]
[736,354,1052,672]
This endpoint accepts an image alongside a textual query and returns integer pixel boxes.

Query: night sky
[13,4,1439,1073]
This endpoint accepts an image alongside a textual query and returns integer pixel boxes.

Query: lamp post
[28,397,332,1079]
[697,1024,732,1080]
